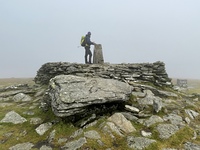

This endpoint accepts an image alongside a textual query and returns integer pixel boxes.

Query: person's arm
[86,36,95,45]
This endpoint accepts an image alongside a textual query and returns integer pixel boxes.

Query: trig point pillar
[93,44,104,64]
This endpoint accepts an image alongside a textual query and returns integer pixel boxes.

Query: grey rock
[153,97,163,113]
[0,103,14,107]
[48,129,56,143]
[40,145,52,150]
[132,91,146,98]
[107,113,136,134]
[58,138,68,144]
[61,137,87,150]
[77,113,96,128]
[83,120,97,129]
[121,112,138,121]
[35,122,53,135]
[125,105,140,113]
[184,142,200,150]
[97,139,104,146]
[9,142,34,150]
[0,111,27,124]
[162,148,177,150]
[127,136,156,150]
[84,130,101,139]
[30,117,43,125]
[141,130,152,137]
[144,115,163,127]
[156,124,179,139]
[106,121,124,137]
[13,93,32,102]
[163,113,185,126]
[70,129,83,139]
[49,75,133,117]
[156,89,178,98]
[137,90,162,107]
[23,110,34,116]
[185,109,199,119]
[184,117,191,124]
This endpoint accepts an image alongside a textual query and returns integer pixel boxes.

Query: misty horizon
[0,1,200,79]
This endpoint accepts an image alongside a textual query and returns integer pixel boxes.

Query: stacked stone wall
[34,61,172,86]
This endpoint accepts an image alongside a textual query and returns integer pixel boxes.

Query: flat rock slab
[9,142,34,150]
[49,75,133,117]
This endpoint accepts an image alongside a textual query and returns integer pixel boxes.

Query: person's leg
[85,47,89,64]
[88,49,92,64]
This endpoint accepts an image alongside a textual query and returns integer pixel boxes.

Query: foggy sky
[0,0,200,79]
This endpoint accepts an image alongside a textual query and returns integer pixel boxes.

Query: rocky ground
[0,63,200,150]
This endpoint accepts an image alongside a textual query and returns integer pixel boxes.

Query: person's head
[87,32,91,36]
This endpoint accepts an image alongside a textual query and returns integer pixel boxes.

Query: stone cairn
[34,61,172,87]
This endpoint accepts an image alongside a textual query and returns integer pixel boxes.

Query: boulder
[48,75,133,118]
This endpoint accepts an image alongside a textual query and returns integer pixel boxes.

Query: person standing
[84,32,95,64]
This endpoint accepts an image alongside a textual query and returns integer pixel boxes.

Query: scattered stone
[23,110,34,116]
[185,109,199,119]
[125,105,140,113]
[162,148,177,150]
[40,145,52,150]
[184,117,191,124]
[163,113,185,127]
[107,113,136,134]
[77,114,96,128]
[156,124,179,139]
[70,129,83,139]
[132,91,146,98]
[30,117,43,125]
[9,142,34,150]
[121,112,138,121]
[141,130,152,137]
[137,90,155,105]
[144,115,163,127]
[61,137,87,150]
[127,136,156,150]
[48,129,56,143]
[0,111,27,124]
[84,130,101,140]
[153,97,162,113]
[184,142,200,150]
[13,93,32,102]
[58,138,68,144]
[35,122,53,135]
[0,103,13,107]
[97,139,104,146]
[106,121,123,137]
[83,120,98,129]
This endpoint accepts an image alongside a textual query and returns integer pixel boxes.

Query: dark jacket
[85,34,94,47]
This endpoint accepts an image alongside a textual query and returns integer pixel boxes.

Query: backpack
[80,36,86,47]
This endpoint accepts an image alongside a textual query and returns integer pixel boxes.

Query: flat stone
[0,111,27,124]
[35,122,53,135]
[127,136,156,150]
[125,105,140,113]
[9,142,34,150]
[84,130,101,139]
[61,137,87,150]
[49,75,133,117]
[156,124,179,139]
